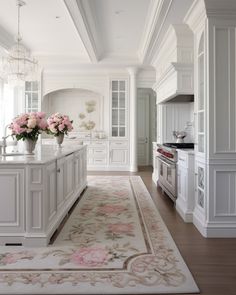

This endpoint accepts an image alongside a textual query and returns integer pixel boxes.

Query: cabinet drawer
[90,141,107,147]
[93,158,107,165]
[110,141,128,148]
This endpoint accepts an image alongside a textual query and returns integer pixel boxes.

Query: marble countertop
[0,144,85,165]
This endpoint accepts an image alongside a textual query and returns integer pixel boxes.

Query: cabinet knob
[57,168,61,173]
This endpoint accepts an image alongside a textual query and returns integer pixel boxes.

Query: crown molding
[63,0,101,63]
[138,0,173,65]
[184,0,206,33]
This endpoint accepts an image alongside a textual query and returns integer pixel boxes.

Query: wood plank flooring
[88,167,236,295]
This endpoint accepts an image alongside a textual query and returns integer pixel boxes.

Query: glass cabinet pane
[198,134,204,153]
[198,166,204,189]
[111,80,126,137]
[119,109,125,126]
[112,81,118,91]
[119,81,125,91]
[112,109,118,125]
[112,127,118,137]
[120,92,125,108]
[112,92,118,108]
[198,189,204,208]
[119,127,125,137]
[198,112,204,132]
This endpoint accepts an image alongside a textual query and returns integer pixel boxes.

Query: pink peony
[71,247,111,267]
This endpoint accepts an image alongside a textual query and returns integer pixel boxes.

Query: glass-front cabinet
[195,32,206,215]
[197,33,205,155]
[25,81,39,113]
[109,79,129,168]
[111,80,127,138]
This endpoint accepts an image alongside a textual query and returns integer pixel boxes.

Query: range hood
[152,24,194,104]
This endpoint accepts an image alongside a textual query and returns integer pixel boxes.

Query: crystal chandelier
[1,0,38,84]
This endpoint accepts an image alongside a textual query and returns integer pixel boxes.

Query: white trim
[63,0,100,62]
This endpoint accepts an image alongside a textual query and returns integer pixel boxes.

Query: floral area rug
[0,176,199,294]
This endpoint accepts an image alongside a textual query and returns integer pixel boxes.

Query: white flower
[27,118,37,129]
[49,126,57,134]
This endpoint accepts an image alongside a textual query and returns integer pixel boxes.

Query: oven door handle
[157,156,175,168]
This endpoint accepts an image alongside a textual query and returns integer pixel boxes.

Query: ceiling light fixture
[1,0,38,85]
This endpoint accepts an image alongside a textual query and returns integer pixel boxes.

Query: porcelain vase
[24,138,37,155]
[55,133,64,148]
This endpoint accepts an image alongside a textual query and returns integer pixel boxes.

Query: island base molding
[193,213,236,238]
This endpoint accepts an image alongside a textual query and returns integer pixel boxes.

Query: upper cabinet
[25,81,39,113]
[196,33,205,155]
[110,79,127,138]
[152,24,194,104]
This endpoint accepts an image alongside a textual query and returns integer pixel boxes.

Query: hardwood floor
[89,167,236,295]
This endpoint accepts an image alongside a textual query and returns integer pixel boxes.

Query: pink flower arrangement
[71,247,111,267]
[47,113,73,136]
[9,112,48,141]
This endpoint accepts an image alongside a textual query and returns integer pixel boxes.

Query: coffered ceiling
[0,0,194,68]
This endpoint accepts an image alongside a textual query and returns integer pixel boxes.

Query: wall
[42,89,104,134]
[157,102,194,144]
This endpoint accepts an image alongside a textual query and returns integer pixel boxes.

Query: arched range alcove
[42,88,104,133]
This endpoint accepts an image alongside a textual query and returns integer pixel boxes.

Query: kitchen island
[0,144,87,246]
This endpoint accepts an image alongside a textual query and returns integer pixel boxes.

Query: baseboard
[176,201,193,223]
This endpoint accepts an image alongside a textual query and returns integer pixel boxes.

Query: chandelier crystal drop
[1,0,38,84]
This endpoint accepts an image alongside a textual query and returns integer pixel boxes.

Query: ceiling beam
[138,0,173,65]
[63,0,101,63]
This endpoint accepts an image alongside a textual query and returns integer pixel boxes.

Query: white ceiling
[0,0,89,58]
[0,0,194,68]
[88,0,151,59]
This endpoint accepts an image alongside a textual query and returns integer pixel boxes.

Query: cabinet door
[65,154,75,200]
[111,80,127,138]
[110,148,128,166]
[74,151,81,190]
[0,169,24,234]
[57,157,66,210]
[177,167,187,201]
[195,162,205,210]
[46,162,57,223]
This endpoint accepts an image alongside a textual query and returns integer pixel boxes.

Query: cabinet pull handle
[179,158,185,161]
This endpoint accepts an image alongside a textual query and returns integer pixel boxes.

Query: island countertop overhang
[0,144,86,165]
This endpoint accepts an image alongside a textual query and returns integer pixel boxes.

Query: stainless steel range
[156,143,194,202]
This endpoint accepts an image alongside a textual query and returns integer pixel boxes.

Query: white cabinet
[65,153,74,200]
[56,157,66,211]
[0,169,24,234]
[84,140,108,170]
[46,162,57,225]
[109,140,129,168]
[152,142,158,185]
[0,146,87,246]
[176,149,195,222]
[110,80,127,138]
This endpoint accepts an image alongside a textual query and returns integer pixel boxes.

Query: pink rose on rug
[71,247,111,267]
[97,204,126,215]
[107,223,134,235]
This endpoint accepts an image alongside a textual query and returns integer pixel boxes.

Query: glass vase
[24,138,37,155]
[55,133,64,148]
